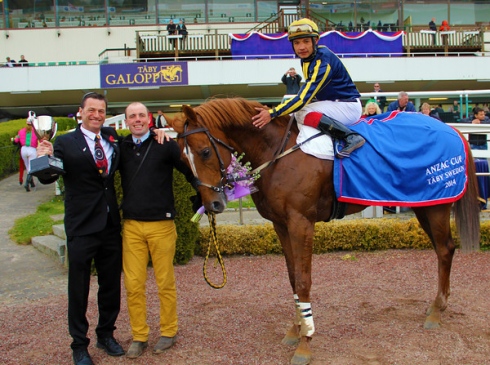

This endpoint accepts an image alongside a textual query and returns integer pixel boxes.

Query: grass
[226,195,256,210]
[8,196,65,245]
[6,194,255,245]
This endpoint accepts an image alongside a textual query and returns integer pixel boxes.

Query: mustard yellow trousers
[122,219,178,342]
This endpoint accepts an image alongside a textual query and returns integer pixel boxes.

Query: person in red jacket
[440,20,450,46]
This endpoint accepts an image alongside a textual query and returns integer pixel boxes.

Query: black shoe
[336,134,365,158]
[72,349,94,365]
[96,336,125,356]
[24,183,30,192]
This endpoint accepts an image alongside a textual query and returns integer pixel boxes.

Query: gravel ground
[1,249,490,365]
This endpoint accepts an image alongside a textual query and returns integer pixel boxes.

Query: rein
[202,212,227,289]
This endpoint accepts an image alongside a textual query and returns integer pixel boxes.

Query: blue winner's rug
[334,111,469,207]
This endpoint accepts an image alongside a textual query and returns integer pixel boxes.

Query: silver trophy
[29,111,65,178]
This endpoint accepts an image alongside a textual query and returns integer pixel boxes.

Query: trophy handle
[51,121,58,140]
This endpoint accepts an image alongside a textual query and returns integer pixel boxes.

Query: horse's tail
[454,145,480,252]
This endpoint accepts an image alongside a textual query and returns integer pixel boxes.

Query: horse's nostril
[211,201,225,213]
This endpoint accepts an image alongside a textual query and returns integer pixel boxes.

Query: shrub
[196,217,490,257]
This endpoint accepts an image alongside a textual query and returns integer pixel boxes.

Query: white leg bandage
[298,302,315,337]
[293,294,301,326]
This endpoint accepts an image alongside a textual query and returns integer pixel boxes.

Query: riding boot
[315,115,365,158]
[24,174,31,192]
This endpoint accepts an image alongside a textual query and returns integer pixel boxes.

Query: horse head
[174,104,233,213]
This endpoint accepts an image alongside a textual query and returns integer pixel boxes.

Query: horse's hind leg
[412,205,455,329]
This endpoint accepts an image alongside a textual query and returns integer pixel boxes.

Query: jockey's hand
[37,140,53,157]
[153,128,171,144]
[252,107,272,129]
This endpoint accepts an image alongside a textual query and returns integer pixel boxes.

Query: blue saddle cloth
[333,111,469,207]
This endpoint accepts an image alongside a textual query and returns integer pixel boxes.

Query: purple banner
[100,62,188,89]
[230,30,404,59]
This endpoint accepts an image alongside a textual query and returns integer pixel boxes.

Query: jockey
[252,18,365,158]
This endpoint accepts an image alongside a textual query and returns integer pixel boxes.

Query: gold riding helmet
[288,18,320,41]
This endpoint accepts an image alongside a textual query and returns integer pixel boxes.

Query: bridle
[179,117,324,193]
[178,122,235,193]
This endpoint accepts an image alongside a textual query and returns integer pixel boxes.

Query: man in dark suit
[38,92,124,365]
[154,109,168,129]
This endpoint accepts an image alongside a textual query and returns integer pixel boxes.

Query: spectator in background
[373,82,386,112]
[429,17,437,45]
[448,100,460,114]
[18,55,29,67]
[440,20,450,46]
[167,19,177,47]
[178,20,187,48]
[435,103,444,114]
[387,91,416,112]
[461,107,490,150]
[154,110,168,129]
[5,57,16,67]
[421,102,441,121]
[281,67,302,95]
[76,111,82,124]
[362,101,381,118]
[440,20,450,31]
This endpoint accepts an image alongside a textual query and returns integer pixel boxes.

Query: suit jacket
[39,127,121,236]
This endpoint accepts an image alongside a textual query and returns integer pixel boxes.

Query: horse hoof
[291,353,311,365]
[282,336,300,347]
[424,320,441,330]
[282,324,300,346]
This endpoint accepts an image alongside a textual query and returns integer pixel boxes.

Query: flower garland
[191,152,260,223]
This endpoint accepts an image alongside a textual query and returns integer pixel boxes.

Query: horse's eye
[201,148,212,159]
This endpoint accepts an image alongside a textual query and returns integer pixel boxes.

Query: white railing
[448,123,490,160]
[104,113,126,129]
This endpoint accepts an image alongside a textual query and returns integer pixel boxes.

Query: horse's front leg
[288,218,315,365]
[272,223,302,347]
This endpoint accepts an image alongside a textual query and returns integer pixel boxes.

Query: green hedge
[0,117,77,179]
[196,218,490,256]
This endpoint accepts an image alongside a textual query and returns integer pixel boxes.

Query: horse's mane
[194,97,289,130]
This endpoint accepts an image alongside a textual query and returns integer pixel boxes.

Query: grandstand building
[0,0,489,119]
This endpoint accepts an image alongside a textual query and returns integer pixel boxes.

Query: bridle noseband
[178,122,235,193]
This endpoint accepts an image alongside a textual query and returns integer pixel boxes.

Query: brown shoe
[126,341,148,359]
[153,336,176,354]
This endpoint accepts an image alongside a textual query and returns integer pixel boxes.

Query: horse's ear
[182,105,197,123]
[172,113,185,133]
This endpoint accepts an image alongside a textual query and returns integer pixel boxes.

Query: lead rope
[203,212,227,289]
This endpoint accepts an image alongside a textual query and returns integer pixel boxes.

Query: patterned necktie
[136,138,141,147]
[94,135,108,177]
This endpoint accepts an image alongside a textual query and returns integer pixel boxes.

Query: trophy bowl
[29,114,65,178]
[32,115,58,141]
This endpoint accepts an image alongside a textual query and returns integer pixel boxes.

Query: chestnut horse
[173,98,480,365]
